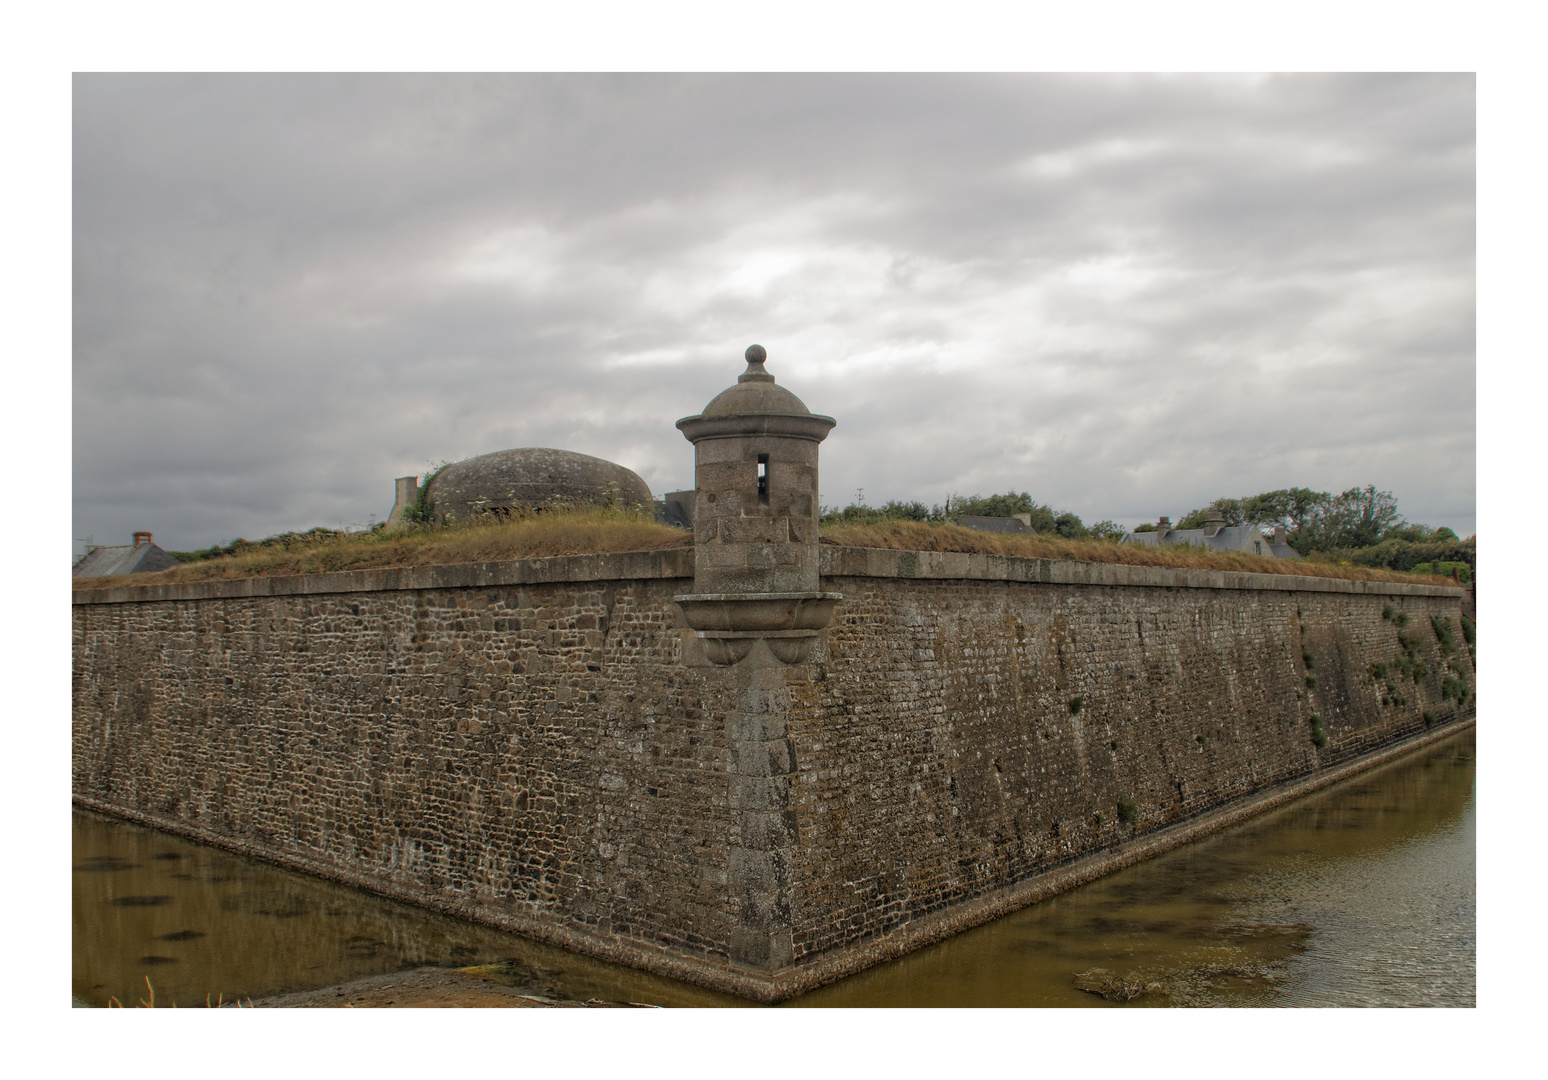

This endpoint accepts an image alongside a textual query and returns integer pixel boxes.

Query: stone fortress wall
[72,346,1474,1001]
[72,546,1472,1001]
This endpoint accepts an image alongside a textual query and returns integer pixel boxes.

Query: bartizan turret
[674,345,840,665]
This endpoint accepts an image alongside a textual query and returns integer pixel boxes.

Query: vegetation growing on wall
[399,462,450,527]
[1309,714,1328,748]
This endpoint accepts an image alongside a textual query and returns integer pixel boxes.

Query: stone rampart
[72,547,1472,1000]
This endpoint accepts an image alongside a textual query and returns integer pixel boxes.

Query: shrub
[1309,714,1327,748]
[1305,675,1319,690]
[1430,615,1457,656]
[1116,797,1139,825]
[1068,697,1084,715]
[1302,649,1316,670]
[1411,561,1471,584]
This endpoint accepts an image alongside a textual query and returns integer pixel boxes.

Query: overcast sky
[72,73,1475,553]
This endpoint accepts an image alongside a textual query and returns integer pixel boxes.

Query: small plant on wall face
[1309,714,1327,748]
[1068,697,1084,715]
[1116,796,1139,825]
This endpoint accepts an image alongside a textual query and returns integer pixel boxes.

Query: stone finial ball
[745,344,767,364]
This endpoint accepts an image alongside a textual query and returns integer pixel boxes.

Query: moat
[74,727,1474,1008]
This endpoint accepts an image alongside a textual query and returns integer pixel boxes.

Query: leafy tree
[1177,499,1244,529]
[951,491,1037,519]
[1051,512,1087,538]
[1240,488,1327,533]
[1311,485,1402,549]
[1176,485,1415,554]
[1088,520,1126,541]
[946,492,1093,538]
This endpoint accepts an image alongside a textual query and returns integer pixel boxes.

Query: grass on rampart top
[817,520,1443,585]
[72,507,692,588]
[74,509,1448,589]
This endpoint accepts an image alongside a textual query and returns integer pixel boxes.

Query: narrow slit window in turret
[757,454,769,502]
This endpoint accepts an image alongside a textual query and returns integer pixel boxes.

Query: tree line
[1150,485,1471,572]
[821,484,1472,575]
[820,491,1125,540]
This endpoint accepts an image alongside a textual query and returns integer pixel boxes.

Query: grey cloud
[74,73,1474,552]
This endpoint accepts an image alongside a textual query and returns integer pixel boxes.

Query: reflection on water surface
[74,728,1473,1007]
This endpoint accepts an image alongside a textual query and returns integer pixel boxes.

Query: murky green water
[74,727,1473,1007]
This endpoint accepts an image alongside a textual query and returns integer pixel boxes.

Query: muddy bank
[241,965,660,1008]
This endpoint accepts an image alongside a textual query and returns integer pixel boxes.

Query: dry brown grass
[74,510,1449,589]
[73,509,692,589]
[817,520,1443,585]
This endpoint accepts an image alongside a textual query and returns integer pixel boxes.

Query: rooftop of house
[72,532,182,577]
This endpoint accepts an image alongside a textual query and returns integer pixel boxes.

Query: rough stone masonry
[72,349,1474,1002]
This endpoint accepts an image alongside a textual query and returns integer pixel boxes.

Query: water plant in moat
[105,977,254,1009]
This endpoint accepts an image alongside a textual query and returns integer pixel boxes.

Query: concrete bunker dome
[424,447,652,524]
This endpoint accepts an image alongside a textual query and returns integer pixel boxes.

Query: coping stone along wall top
[73,543,1462,606]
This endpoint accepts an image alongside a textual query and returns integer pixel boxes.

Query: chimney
[132,531,153,547]
[1274,525,1287,544]
[386,476,420,529]
[1157,516,1171,538]
[1202,504,1227,537]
